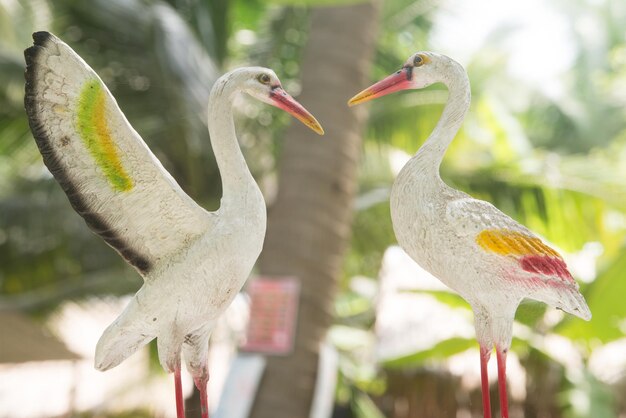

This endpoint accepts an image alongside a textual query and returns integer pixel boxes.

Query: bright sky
[430,0,577,98]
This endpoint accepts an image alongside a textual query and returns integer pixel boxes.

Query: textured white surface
[387,52,590,350]
[25,33,271,382]
[93,68,269,377]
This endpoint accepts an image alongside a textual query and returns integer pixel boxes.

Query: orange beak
[270,87,324,135]
[348,66,413,106]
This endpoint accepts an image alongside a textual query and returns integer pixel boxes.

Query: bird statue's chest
[152,188,266,303]
[210,189,267,269]
[215,206,267,260]
[390,171,460,277]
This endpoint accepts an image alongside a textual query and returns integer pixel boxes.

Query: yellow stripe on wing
[476,229,560,258]
[76,79,133,192]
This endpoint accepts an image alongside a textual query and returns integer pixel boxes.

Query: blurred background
[1,0,626,417]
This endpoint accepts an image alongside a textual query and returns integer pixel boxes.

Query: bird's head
[236,67,324,135]
[348,52,453,106]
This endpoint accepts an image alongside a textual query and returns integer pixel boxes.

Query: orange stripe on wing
[476,229,574,283]
[476,229,560,258]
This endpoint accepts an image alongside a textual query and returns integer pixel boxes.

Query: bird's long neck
[207,82,259,209]
[414,67,471,181]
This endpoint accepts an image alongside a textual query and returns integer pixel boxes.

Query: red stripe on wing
[519,255,574,284]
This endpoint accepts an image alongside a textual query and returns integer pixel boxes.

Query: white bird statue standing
[349,52,591,418]
[24,31,323,418]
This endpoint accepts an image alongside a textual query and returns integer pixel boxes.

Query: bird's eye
[258,74,271,84]
[414,55,424,66]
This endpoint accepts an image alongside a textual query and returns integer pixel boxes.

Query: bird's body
[24,31,322,418]
[350,51,590,418]
[95,73,269,376]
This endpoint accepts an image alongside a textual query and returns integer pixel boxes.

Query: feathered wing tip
[563,288,592,321]
[94,297,156,371]
[529,284,591,321]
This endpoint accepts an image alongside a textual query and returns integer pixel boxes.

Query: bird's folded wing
[24,32,214,276]
[446,198,577,286]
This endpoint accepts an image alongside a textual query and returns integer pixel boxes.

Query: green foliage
[75,409,154,418]
[345,201,395,279]
[559,247,626,344]
[561,369,616,418]
[401,289,469,310]
[268,0,370,5]
[383,337,477,369]
[335,292,374,319]
[352,391,387,418]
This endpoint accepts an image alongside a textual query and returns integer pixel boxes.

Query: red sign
[241,277,300,355]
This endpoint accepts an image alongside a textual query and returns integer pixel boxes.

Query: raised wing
[446,198,575,285]
[24,32,214,275]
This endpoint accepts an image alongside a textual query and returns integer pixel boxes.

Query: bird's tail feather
[528,283,591,321]
[95,297,156,371]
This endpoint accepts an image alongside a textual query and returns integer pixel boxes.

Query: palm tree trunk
[250,2,381,417]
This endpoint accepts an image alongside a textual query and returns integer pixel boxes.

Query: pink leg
[496,347,509,418]
[193,372,210,418]
[174,364,185,418]
[480,345,493,418]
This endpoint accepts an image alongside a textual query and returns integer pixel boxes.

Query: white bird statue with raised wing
[24,31,323,418]
[349,52,590,418]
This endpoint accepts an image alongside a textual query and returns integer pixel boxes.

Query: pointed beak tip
[311,123,324,135]
[270,90,324,136]
[347,93,367,107]
[300,116,324,135]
